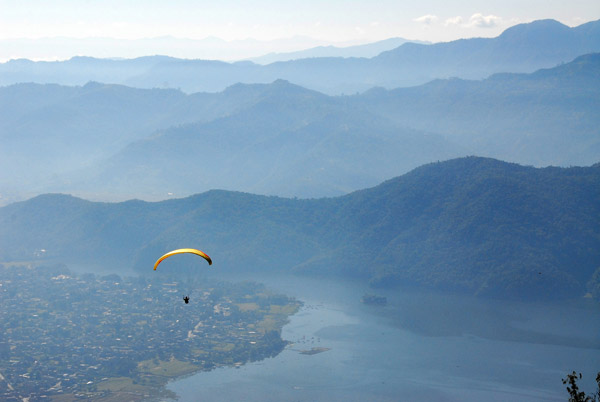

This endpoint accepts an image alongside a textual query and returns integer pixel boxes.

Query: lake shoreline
[167,274,600,402]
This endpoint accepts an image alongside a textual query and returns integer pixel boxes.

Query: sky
[1,0,599,61]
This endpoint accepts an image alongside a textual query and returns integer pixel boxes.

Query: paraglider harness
[183,295,190,304]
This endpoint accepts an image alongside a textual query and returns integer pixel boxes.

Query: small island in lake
[361,294,387,306]
[299,347,331,355]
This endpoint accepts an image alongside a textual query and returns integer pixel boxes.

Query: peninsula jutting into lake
[0,264,301,401]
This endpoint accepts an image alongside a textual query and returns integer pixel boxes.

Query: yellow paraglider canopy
[153,248,212,270]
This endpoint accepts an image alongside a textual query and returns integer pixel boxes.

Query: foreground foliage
[563,371,600,402]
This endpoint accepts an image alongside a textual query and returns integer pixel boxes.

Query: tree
[562,371,600,402]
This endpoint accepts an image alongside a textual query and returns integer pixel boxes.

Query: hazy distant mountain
[369,19,600,88]
[248,37,430,64]
[353,53,600,167]
[0,84,207,192]
[1,19,598,94]
[0,35,337,62]
[0,80,278,200]
[1,54,598,204]
[68,80,463,200]
[2,157,598,301]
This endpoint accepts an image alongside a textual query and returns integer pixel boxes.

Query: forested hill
[1,157,598,300]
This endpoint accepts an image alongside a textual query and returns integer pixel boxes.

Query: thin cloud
[414,15,439,25]
[445,16,464,26]
[468,13,502,28]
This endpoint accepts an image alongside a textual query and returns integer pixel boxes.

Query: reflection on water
[166,274,599,401]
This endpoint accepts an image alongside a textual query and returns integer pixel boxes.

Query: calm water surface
[166,275,600,401]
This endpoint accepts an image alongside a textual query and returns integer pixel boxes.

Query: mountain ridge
[1,157,598,301]
[1,53,598,205]
[247,37,431,64]
[1,19,598,94]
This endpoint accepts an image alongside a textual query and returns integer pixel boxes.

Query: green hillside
[1,157,598,301]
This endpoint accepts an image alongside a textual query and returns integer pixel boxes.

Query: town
[0,263,301,401]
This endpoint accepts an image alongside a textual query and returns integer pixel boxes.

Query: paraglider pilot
[153,248,212,304]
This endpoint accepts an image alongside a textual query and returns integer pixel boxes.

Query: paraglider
[153,248,212,303]
[153,248,212,270]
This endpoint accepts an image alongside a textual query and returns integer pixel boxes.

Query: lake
[166,274,600,401]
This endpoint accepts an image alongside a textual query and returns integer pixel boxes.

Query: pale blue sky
[1,0,598,60]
